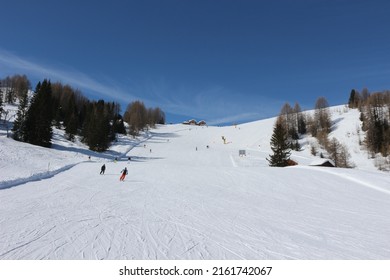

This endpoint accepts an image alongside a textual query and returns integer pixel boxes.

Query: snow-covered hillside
[1,105,390,259]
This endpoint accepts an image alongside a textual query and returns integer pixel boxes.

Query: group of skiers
[100,164,128,181]
[98,144,150,181]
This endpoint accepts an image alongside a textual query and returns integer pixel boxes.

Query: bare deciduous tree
[326,137,353,168]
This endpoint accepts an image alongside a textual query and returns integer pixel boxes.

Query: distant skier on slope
[119,167,128,181]
[100,164,106,175]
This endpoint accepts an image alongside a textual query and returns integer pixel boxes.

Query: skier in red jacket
[119,167,128,181]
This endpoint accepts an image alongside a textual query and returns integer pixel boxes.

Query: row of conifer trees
[9,78,165,151]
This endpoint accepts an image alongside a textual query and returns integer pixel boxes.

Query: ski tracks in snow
[0,161,89,190]
[297,166,390,196]
[3,124,390,259]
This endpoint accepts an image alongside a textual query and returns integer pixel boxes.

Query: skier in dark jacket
[100,164,106,175]
[119,167,128,181]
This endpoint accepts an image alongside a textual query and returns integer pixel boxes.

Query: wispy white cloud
[0,50,196,116]
[0,49,280,125]
[0,49,137,103]
[125,77,283,124]
[207,112,264,126]
[137,81,281,124]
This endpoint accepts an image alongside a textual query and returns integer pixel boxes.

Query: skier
[119,167,128,181]
[100,164,106,175]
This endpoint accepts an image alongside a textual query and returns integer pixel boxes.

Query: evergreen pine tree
[12,90,29,141]
[64,95,78,141]
[267,118,291,167]
[348,89,361,109]
[94,100,111,151]
[81,100,111,151]
[112,114,126,136]
[24,80,53,147]
[0,85,3,119]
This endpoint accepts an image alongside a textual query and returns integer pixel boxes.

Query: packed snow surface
[1,106,390,259]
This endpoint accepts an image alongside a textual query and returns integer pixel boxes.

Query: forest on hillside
[267,90,390,168]
[1,74,389,161]
[0,74,165,151]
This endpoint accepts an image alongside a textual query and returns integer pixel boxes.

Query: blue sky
[1,0,390,125]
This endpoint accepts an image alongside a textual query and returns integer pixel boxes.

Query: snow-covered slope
[1,106,390,259]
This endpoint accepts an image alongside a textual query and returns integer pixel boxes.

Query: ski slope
[1,107,390,259]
